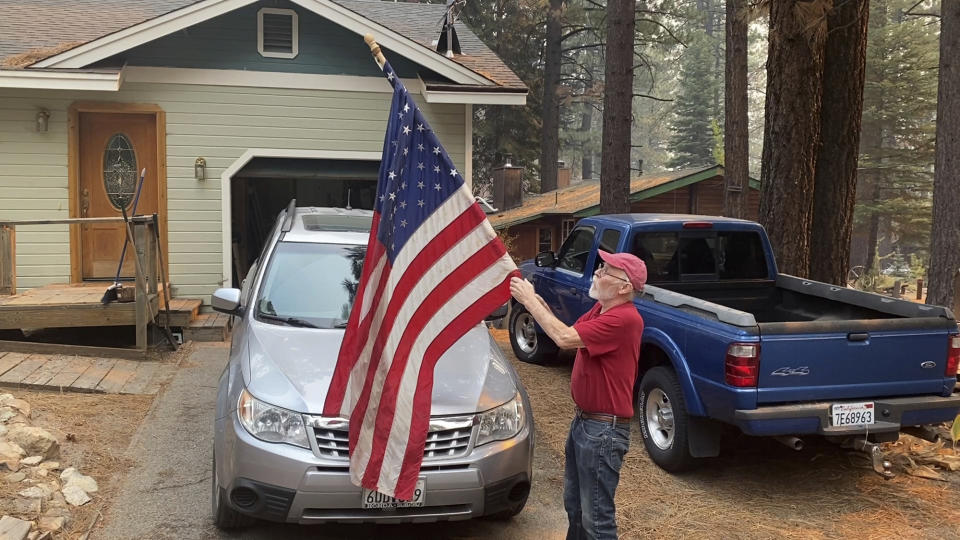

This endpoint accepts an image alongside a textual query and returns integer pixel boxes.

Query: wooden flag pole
[364,34,386,70]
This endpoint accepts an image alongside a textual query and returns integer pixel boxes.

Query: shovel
[101,168,147,304]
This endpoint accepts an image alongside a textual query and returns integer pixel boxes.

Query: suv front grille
[306,415,475,462]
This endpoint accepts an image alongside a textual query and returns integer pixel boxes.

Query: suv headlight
[476,392,525,446]
[237,389,309,448]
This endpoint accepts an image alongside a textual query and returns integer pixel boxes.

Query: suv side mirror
[535,251,556,267]
[484,303,508,322]
[212,288,242,315]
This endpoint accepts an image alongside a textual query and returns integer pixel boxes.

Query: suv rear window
[629,231,768,282]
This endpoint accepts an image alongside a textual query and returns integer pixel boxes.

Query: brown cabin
[488,165,761,261]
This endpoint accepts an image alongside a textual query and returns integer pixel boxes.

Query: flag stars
[417,181,425,189]
[388,171,396,180]
[387,71,395,81]
[417,162,425,170]
[401,181,407,190]
[433,165,441,173]
[417,143,424,151]
[403,103,410,113]
[399,200,407,209]
[418,199,425,207]
[417,123,425,132]
[450,168,458,177]
[403,148,409,156]
[434,183,441,191]
[400,219,408,228]
[433,146,441,155]
[389,192,396,201]
[402,125,411,135]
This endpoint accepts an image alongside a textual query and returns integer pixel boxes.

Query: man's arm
[510,277,585,349]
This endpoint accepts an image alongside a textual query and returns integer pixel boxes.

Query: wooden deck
[0,282,200,330]
[0,351,174,394]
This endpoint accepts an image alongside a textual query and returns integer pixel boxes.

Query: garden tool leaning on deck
[101,168,147,304]
[152,213,178,351]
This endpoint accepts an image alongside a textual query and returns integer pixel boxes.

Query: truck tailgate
[756,326,951,404]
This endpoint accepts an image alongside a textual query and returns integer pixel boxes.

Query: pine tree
[668,33,722,169]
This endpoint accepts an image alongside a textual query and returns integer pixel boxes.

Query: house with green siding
[0,0,526,302]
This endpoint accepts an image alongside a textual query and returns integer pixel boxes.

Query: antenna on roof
[346,188,353,210]
[432,0,464,57]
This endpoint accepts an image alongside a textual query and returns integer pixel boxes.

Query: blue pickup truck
[511,214,960,473]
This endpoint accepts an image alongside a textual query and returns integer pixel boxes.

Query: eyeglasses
[595,263,630,284]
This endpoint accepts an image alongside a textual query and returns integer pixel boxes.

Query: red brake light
[682,221,713,229]
[725,343,760,387]
[947,334,960,377]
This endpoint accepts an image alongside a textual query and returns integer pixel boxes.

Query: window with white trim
[561,219,576,242]
[538,227,553,254]
[258,8,298,59]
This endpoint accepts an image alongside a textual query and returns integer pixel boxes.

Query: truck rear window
[629,231,768,282]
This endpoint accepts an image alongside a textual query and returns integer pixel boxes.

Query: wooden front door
[78,112,160,280]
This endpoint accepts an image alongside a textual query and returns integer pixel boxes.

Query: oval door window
[103,133,138,210]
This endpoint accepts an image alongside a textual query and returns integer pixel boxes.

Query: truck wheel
[638,367,696,472]
[509,305,557,365]
[212,451,253,529]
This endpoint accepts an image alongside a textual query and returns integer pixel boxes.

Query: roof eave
[0,68,122,91]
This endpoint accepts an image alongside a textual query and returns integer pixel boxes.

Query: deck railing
[0,215,160,349]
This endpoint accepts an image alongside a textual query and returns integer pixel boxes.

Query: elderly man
[510,250,646,540]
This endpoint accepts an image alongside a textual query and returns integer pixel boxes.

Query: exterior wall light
[36,109,50,132]
[195,157,206,181]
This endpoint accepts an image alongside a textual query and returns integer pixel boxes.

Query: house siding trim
[0,70,122,91]
[33,0,492,87]
[219,148,381,284]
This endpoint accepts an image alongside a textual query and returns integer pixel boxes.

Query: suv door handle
[847,333,869,342]
[570,287,579,294]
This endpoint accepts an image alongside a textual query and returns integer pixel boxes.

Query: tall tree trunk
[926,1,960,309]
[759,0,830,277]
[809,0,870,285]
[723,0,748,218]
[540,0,563,193]
[864,181,881,274]
[599,0,635,214]
[580,101,593,180]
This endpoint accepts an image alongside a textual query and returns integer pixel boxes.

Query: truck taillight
[947,334,960,377]
[725,343,760,387]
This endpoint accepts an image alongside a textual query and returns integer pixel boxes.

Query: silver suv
[211,204,533,528]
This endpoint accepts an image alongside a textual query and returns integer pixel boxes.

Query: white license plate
[831,402,875,427]
[361,480,425,509]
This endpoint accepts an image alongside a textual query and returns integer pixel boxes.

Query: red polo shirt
[571,301,644,417]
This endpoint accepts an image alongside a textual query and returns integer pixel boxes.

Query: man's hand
[510,277,538,307]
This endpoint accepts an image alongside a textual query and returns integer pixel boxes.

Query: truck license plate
[362,480,425,509]
[831,402,875,427]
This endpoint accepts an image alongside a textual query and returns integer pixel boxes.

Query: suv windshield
[256,242,366,329]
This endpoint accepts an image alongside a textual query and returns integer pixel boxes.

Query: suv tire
[509,305,557,365]
[638,367,696,472]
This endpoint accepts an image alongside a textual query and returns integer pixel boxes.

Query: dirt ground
[0,390,154,538]
[489,329,960,539]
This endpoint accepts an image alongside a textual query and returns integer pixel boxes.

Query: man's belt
[575,407,633,428]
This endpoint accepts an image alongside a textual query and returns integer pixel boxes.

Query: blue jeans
[564,415,631,540]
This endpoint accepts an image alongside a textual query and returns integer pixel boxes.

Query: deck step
[162,298,202,327]
[182,312,231,343]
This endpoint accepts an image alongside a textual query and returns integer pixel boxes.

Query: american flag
[322,61,518,500]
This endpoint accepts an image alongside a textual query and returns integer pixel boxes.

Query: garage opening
[230,157,379,286]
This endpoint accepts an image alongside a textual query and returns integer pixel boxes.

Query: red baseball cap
[597,250,647,290]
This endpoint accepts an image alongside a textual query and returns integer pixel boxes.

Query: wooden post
[916,278,923,301]
[133,220,150,351]
[892,279,902,299]
[0,225,14,295]
[953,270,960,319]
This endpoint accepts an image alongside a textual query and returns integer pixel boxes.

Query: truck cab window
[556,226,596,275]
[630,232,679,282]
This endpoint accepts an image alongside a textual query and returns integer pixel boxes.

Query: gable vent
[258,8,299,59]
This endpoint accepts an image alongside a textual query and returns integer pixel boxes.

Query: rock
[29,532,53,540]
[0,394,13,405]
[9,497,40,516]
[5,399,30,419]
[6,472,25,483]
[18,483,52,499]
[62,484,91,506]
[46,491,66,510]
[60,468,97,494]
[19,456,41,466]
[0,407,15,423]
[37,462,59,472]
[6,427,58,459]
[0,515,32,540]
[37,516,64,532]
[0,441,25,460]
[31,469,47,478]
[0,425,7,437]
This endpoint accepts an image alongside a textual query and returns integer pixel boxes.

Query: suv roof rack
[281,199,297,232]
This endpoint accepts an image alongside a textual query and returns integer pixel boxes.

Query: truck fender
[641,327,706,417]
